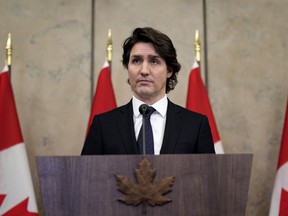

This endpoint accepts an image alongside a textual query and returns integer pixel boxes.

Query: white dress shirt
[132,95,168,155]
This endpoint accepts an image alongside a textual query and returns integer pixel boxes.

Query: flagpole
[194,30,205,85]
[6,33,12,77]
[194,29,201,65]
[106,29,112,69]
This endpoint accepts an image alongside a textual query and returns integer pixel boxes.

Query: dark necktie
[138,106,156,154]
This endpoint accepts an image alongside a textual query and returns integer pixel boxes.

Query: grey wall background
[0,0,287,215]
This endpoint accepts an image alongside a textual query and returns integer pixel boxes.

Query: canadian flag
[87,61,117,131]
[186,60,224,154]
[269,99,288,215]
[0,65,38,215]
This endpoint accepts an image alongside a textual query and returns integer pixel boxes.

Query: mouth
[137,79,151,85]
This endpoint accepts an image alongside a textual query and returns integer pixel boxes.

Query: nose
[140,61,150,76]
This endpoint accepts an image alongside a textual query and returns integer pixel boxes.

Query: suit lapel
[116,100,138,154]
[160,100,183,154]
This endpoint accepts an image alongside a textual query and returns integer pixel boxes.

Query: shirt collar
[132,95,168,118]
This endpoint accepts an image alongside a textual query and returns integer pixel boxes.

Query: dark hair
[122,27,181,93]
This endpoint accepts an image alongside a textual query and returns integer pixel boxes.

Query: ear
[167,70,173,78]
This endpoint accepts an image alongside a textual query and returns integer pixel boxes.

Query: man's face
[128,42,172,104]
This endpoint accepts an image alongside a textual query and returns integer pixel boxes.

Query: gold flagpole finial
[6,33,12,67]
[106,29,112,65]
[194,30,200,63]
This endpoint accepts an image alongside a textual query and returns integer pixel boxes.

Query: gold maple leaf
[115,156,175,207]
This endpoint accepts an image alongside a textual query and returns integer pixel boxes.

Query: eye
[130,57,141,65]
[150,57,159,65]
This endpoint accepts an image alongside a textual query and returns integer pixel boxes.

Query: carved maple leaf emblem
[115,156,175,207]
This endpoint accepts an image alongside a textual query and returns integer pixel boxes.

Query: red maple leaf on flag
[0,194,6,207]
[1,197,38,216]
[279,188,288,216]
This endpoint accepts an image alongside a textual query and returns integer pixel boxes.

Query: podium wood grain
[36,154,252,216]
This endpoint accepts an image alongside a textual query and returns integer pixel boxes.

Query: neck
[134,94,166,105]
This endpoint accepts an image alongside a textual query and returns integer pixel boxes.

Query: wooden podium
[36,154,252,216]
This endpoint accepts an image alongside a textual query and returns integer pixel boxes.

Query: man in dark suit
[81,27,215,155]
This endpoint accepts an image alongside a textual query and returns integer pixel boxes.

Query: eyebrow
[130,54,161,58]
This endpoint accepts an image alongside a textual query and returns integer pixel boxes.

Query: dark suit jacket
[81,100,215,155]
